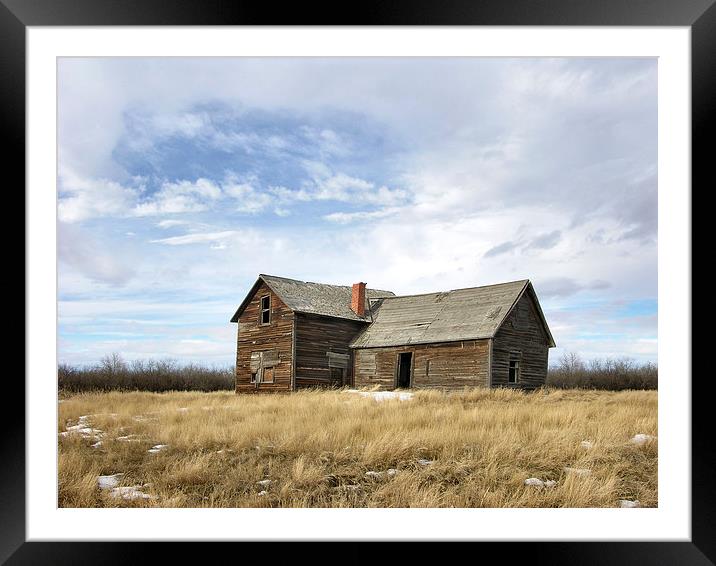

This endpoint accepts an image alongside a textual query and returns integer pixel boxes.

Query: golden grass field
[58,387,657,508]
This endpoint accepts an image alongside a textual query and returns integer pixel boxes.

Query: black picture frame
[5,0,706,563]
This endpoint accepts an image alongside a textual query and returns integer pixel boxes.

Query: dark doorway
[397,352,413,388]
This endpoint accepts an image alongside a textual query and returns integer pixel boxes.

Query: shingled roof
[349,279,555,348]
[230,274,395,323]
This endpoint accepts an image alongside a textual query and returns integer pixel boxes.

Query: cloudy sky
[57,57,657,367]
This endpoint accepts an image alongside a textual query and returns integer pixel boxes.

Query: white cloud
[58,169,140,223]
[150,230,242,247]
[133,178,221,216]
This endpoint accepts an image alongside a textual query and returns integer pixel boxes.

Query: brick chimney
[351,282,366,317]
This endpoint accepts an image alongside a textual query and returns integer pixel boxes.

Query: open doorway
[397,352,413,388]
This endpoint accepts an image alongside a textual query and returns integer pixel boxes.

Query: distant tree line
[58,353,234,393]
[58,351,657,393]
[546,352,657,390]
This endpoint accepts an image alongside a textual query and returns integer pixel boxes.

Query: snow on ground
[416,459,434,466]
[258,490,268,496]
[580,440,594,449]
[132,414,159,422]
[91,441,103,449]
[59,416,103,440]
[630,434,656,445]
[524,478,557,488]
[148,444,168,454]
[619,499,641,508]
[98,473,124,489]
[563,467,591,476]
[177,407,189,412]
[109,485,156,500]
[257,479,271,487]
[116,434,143,443]
[98,474,155,500]
[344,390,414,402]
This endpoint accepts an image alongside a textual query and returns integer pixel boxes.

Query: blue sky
[57,57,657,367]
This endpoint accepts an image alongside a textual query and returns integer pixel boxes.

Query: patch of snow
[116,435,143,443]
[91,441,103,449]
[525,477,557,488]
[564,467,591,476]
[417,459,434,466]
[257,479,271,487]
[344,389,414,402]
[98,473,124,490]
[343,485,361,491]
[619,499,641,508]
[630,434,656,445]
[147,444,168,454]
[177,407,189,413]
[132,414,158,422]
[59,421,104,440]
[365,471,384,479]
[387,469,398,476]
[109,486,156,500]
[580,441,593,449]
[257,490,268,496]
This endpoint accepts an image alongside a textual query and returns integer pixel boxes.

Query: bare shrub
[58,353,234,393]
[547,352,657,390]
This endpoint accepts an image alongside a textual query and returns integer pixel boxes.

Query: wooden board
[235,281,294,393]
[354,339,490,390]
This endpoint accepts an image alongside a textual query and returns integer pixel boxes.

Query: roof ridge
[382,279,530,300]
[260,273,393,294]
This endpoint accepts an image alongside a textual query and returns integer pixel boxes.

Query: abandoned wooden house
[230,274,555,393]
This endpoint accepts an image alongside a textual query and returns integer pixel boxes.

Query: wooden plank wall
[236,281,294,393]
[294,313,366,389]
[491,290,549,389]
[353,339,490,390]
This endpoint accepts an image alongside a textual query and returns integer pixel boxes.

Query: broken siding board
[491,291,549,390]
[353,339,490,391]
[294,312,366,389]
[236,281,294,393]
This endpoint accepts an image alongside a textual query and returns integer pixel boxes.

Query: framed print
[5,0,709,563]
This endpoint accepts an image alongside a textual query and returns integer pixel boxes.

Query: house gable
[234,280,294,392]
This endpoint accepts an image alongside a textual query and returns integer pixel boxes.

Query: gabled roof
[349,279,555,348]
[230,274,395,323]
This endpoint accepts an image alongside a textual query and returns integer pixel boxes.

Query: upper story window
[260,295,271,324]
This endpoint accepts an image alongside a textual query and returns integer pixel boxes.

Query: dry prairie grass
[58,388,657,508]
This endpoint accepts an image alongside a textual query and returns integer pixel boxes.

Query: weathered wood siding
[294,312,366,389]
[236,281,294,393]
[491,291,549,389]
[353,339,490,390]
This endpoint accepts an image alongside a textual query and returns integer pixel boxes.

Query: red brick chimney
[351,282,366,317]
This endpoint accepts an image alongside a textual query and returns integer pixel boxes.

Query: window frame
[508,359,520,384]
[259,294,271,325]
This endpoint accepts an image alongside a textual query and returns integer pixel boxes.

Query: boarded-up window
[250,350,279,384]
[327,351,349,369]
[262,367,275,383]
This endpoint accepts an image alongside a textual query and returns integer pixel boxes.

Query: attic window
[508,360,520,384]
[260,295,271,324]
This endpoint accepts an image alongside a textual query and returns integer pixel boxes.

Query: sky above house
[57,57,657,367]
